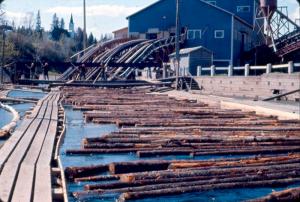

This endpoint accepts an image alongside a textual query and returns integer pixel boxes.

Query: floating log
[65,164,108,180]
[138,146,300,157]
[248,187,300,202]
[117,178,300,201]
[75,175,119,182]
[109,161,170,174]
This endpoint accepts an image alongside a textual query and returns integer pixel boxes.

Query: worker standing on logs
[42,62,49,80]
[79,64,86,80]
[25,62,36,79]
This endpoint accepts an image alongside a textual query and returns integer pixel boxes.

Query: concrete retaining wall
[195,73,300,100]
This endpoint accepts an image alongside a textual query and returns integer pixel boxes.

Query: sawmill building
[127,0,259,66]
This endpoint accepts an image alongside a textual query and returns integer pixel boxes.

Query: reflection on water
[8,90,46,100]
[61,106,300,202]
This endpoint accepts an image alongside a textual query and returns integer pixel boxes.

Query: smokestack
[259,0,277,22]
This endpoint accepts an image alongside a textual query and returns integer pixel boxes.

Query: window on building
[206,1,216,5]
[187,30,195,39]
[237,6,250,13]
[194,30,202,39]
[214,30,224,39]
[187,29,202,40]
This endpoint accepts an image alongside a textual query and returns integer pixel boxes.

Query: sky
[2,0,300,39]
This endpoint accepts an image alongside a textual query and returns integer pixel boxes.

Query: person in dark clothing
[42,62,49,80]
[25,62,36,79]
[79,64,86,80]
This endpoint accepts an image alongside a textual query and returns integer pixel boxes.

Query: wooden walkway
[0,91,61,202]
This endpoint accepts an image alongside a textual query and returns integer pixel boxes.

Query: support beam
[288,61,294,74]
[244,64,250,77]
[210,65,215,77]
[266,64,272,74]
[228,65,233,77]
[197,66,202,76]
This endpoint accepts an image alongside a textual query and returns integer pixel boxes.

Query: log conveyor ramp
[0,89,67,202]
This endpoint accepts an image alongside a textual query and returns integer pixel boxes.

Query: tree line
[0,0,113,73]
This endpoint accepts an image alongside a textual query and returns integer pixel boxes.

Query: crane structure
[255,0,300,57]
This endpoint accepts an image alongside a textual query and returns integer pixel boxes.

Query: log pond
[2,88,299,201]
[61,105,300,202]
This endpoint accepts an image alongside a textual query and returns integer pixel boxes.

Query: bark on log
[65,164,108,180]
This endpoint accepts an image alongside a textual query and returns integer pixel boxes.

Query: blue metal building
[127,0,259,66]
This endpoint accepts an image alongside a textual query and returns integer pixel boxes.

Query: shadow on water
[61,106,300,202]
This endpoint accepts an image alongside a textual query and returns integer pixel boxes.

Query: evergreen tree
[87,33,95,46]
[75,27,84,51]
[60,18,65,30]
[100,34,104,41]
[11,20,16,30]
[51,13,59,30]
[35,10,42,32]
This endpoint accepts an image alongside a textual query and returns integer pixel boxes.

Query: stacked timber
[62,87,300,201]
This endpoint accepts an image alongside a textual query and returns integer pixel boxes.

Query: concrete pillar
[228,65,233,77]
[148,67,152,79]
[135,69,139,77]
[244,64,250,77]
[197,66,202,76]
[210,65,215,77]
[288,61,294,74]
[266,63,272,74]
[162,64,167,79]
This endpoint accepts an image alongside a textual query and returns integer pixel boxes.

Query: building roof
[127,0,234,19]
[112,27,128,34]
[126,0,253,28]
[169,46,212,57]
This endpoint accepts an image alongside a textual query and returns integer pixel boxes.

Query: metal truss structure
[255,5,300,57]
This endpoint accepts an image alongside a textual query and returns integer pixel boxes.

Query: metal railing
[197,61,300,77]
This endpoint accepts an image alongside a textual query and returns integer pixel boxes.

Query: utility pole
[1,28,5,84]
[0,24,13,84]
[83,0,87,52]
[175,0,180,90]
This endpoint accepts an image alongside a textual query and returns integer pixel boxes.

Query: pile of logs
[62,87,300,201]
[67,154,300,201]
